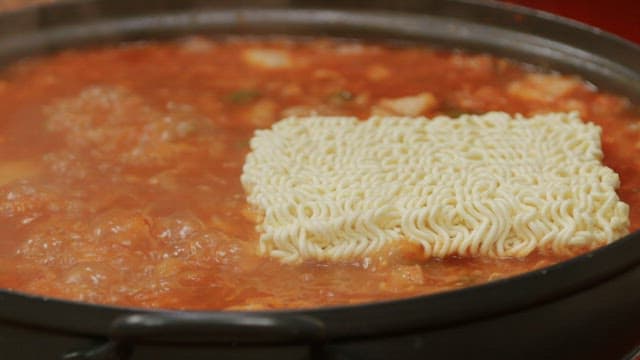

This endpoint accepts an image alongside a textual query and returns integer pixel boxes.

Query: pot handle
[110,312,326,344]
[62,312,326,360]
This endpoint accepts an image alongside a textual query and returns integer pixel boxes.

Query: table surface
[501,0,639,44]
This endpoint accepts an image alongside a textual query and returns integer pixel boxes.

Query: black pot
[1,1,640,359]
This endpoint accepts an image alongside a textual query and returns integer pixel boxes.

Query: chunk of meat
[366,64,391,81]
[242,49,292,69]
[508,74,581,102]
[390,264,425,286]
[281,104,346,117]
[224,297,316,310]
[378,264,425,292]
[178,36,216,53]
[246,99,278,128]
[591,94,630,116]
[558,99,588,116]
[371,92,438,116]
[449,54,497,80]
[313,68,343,80]
[449,86,507,114]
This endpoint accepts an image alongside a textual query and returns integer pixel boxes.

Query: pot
[1,1,640,359]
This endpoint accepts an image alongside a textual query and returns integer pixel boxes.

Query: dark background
[502,0,640,43]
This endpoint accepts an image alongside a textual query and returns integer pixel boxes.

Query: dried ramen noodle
[242,112,630,263]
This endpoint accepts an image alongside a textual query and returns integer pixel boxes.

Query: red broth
[0,37,638,310]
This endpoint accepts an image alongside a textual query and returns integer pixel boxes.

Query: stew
[0,37,638,310]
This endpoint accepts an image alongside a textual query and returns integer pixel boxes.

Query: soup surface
[0,37,639,310]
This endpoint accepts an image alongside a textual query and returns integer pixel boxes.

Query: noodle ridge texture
[241,112,630,263]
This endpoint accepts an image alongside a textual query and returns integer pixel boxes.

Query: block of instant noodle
[241,112,629,263]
